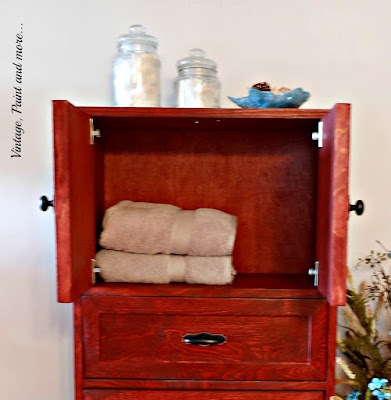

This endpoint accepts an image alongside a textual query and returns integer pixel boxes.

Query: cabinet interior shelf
[88,273,322,299]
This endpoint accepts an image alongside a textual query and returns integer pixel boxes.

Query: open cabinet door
[53,101,96,303]
[315,103,350,306]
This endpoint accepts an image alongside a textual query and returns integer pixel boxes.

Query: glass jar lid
[118,24,158,50]
[176,48,217,71]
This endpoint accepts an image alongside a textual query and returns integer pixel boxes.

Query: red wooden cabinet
[84,390,324,400]
[52,101,350,400]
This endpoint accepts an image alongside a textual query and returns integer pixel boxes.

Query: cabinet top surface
[54,100,343,120]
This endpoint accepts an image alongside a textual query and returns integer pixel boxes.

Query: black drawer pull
[183,332,227,346]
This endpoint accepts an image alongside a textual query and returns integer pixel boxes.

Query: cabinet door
[53,100,96,302]
[316,103,350,306]
[84,390,324,400]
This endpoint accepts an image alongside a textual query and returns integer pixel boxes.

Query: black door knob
[40,196,54,211]
[349,200,364,216]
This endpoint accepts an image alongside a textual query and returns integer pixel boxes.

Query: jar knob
[129,24,146,35]
[189,48,206,58]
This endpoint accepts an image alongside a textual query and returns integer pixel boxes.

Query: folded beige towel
[95,250,236,285]
[99,200,237,256]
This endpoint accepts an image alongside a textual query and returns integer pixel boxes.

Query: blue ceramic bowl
[228,87,310,109]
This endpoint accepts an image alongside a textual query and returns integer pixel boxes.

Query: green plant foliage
[337,242,391,400]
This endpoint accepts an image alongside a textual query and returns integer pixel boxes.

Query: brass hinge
[308,261,319,286]
[312,121,323,148]
[89,118,101,145]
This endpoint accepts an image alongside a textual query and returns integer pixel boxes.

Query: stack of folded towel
[95,200,237,285]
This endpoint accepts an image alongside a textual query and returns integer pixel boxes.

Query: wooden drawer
[83,296,327,381]
[84,390,324,400]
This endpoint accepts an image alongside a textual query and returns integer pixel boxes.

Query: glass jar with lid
[175,48,221,108]
[113,25,161,107]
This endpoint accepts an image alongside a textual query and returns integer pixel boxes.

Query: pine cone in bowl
[251,82,271,91]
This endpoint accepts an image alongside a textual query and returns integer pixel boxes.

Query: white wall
[0,1,390,399]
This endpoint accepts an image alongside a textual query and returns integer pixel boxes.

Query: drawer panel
[84,390,324,400]
[83,296,327,381]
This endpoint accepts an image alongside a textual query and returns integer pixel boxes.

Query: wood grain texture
[83,389,324,400]
[83,379,329,391]
[74,299,83,400]
[53,100,96,302]
[327,306,338,396]
[316,104,350,306]
[82,296,327,381]
[85,273,323,299]
[82,106,329,119]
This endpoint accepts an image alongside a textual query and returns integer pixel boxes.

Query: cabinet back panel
[96,126,317,274]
